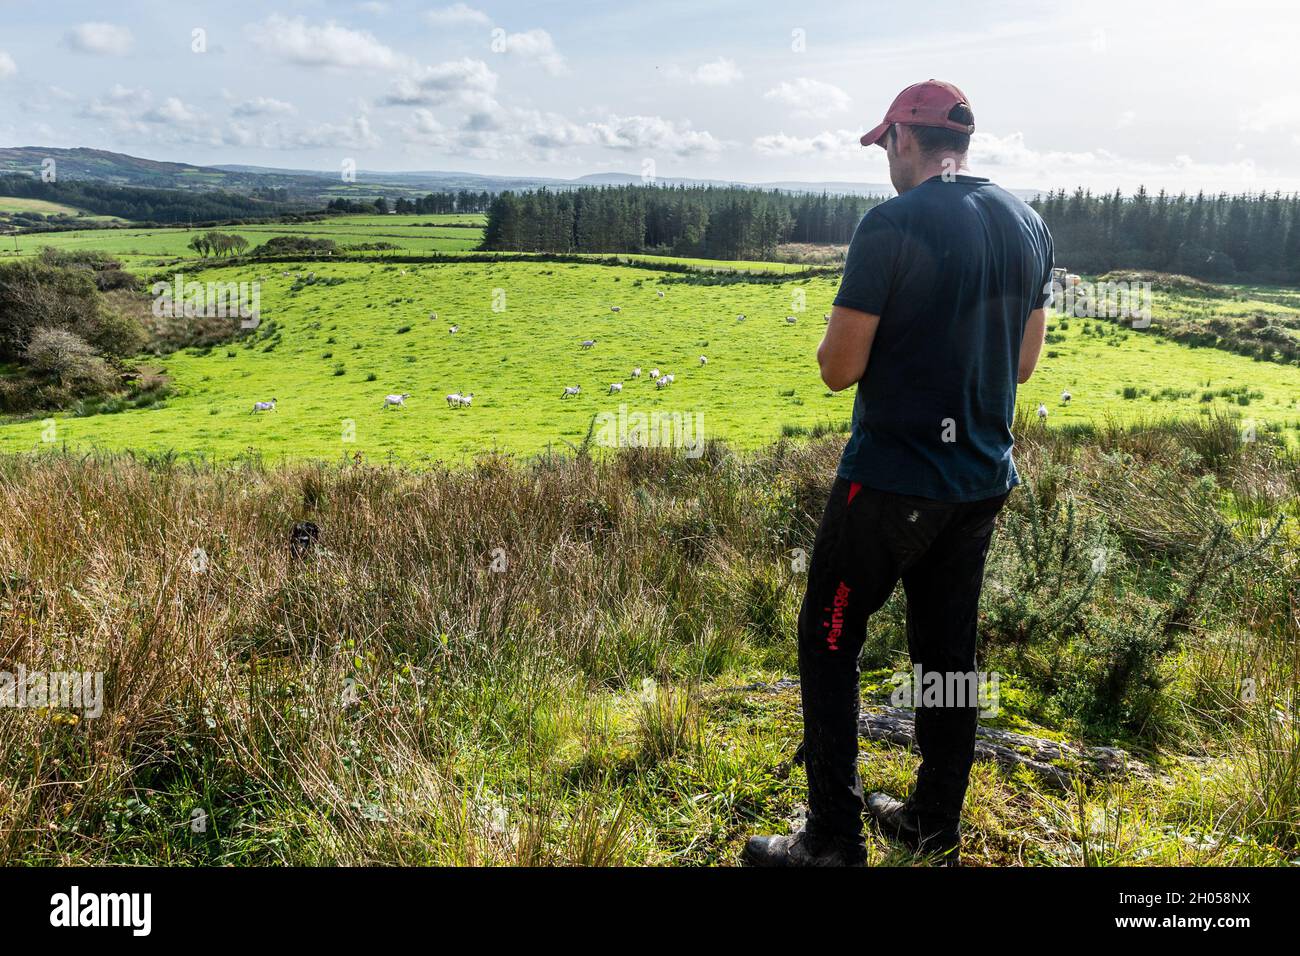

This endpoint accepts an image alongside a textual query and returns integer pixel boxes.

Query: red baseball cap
[860,79,975,148]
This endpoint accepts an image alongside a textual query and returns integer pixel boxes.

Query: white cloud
[968,130,1265,193]
[249,15,409,71]
[359,2,390,13]
[763,78,851,118]
[689,57,742,86]
[285,114,381,150]
[0,51,16,79]
[561,114,721,157]
[496,29,566,75]
[426,4,491,26]
[231,96,296,117]
[80,85,153,134]
[753,129,861,158]
[64,23,134,56]
[145,97,201,125]
[383,58,497,108]
[399,105,721,162]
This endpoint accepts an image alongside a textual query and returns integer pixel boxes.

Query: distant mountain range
[0,146,1045,201]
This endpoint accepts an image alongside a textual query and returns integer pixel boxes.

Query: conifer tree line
[326,192,493,215]
[481,183,1300,283]
[1029,188,1300,283]
[480,185,884,259]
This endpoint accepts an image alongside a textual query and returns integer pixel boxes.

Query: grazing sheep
[452,392,474,408]
[631,367,642,378]
[609,382,623,394]
[786,315,797,324]
[665,373,675,384]
[562,385,581,399]
[656,290,665,298]
[383,393,410,409]
[649,368,660,379]
[699,355,707,366]
[250,398,277,413]
[581,339,596,349]
[1037,403,1049,421]
[610,306,621,313]
[429,312,438,321]
[1061,389,1072,404]
[655,376,670,389]
[445,392,463,407]
[737,314,746,322]
[449,325,459,334]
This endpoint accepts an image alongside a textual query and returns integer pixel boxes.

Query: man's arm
[817,305,881,392]
[1017,308,1047,384]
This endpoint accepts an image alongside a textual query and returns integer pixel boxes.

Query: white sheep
[1061,389,1072,404]
[610,306,621,313]
[383,393,410,409]
[608,382,623,395]
[250,398,277,413]
[655,376,669,389]
[561,385,581,399]
[581,339,596,349]
[631,367,642,378]
[665,373,675,384]
[649,368,660,380]
[455,392,474,408]
[1037,403,1049,421]
[445,392,463,407]
[449,325,459,334]
[656,290,665,298]
[736,314,746,322]
[429,312,439,321]
[786,315,797,324]
[699,355,707,366]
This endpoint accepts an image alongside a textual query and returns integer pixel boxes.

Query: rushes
[0,411,1295,864]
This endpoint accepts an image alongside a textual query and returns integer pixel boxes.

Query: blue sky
[1,0,1298,192]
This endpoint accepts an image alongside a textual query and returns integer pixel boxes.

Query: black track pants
[796,477,1008,849]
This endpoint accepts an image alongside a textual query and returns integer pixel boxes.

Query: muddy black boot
[865,793,960,865]
[743,829,866,867]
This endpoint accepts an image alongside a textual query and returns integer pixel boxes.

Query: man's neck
[905,155,970,192]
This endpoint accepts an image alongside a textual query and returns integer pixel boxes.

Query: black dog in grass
[290,521,319,559]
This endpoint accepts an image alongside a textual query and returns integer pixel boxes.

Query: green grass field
[0,213,486,262]
[1,246,1298,460]
[0,195,89,216]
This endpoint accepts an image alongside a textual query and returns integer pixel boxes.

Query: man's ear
[893,124,913,156]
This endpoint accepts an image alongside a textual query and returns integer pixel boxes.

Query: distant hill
[0,145,1045,204]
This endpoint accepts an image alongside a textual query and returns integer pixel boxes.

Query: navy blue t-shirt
[833,174,1053,502]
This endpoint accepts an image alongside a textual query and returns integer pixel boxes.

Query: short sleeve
[1031,226,1055,310]
[833,210,901,316]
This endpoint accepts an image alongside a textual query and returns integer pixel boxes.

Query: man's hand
[1017,308,1047,384]
[817,305,880,392]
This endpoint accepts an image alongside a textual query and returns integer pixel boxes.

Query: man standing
[745,80,1053,867]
